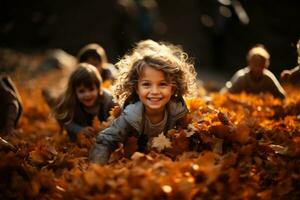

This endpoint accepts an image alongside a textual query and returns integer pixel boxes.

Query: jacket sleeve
[289,66,300,82]
[266,75,286,99]
[63,121,85,135]
[89,112,130,164]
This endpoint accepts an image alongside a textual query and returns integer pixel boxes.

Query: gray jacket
[89,98,189,164]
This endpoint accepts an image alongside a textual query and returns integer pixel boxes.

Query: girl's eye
[88,87,96,92]
[159,82,169,87]
[77,89,86,93]
[159,82,169,86]
[141,82,151,87]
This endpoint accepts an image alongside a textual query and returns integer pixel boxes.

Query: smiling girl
[89,39,197,164]
[54,63,117,141]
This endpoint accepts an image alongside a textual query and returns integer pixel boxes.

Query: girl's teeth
[149,98,160,101]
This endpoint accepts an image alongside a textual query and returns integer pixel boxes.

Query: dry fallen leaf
[92,116,101,132]
[151,132,172,152]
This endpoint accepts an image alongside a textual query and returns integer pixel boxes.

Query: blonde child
[89,39,197,164]
[77,43,118,82]
[223,44,286,99]
[54,63,117,141]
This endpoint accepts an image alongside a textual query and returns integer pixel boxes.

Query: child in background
[222,44,286,99]
[0,75,23,137]
[77,43,118,83]
[280,38,300,84]
[43,43,117,108]
[89,39,197,164]
[54,63,117,141]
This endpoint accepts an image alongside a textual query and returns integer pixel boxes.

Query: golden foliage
[2,66,300,199]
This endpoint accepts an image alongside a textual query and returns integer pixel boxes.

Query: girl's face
[136,65,174,115]
[75,84,99,108]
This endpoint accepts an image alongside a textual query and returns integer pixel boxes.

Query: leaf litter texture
[1,66,300,200]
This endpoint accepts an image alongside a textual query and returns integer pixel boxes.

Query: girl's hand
[81,127,96,137]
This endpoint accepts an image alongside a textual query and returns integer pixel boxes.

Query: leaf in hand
[151,132,172,152]
[92,116,101,132]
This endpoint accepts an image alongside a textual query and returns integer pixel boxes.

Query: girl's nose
[84,91,91,97]
[151,85,159,93]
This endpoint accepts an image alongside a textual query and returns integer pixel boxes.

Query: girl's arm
[265,71,286,99]
[289,66,300,80]
[64,122,86,135]
[89,112,130,164]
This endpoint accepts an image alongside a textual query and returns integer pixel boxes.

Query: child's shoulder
[236,67,249,76]
[120,101,144,131]
[100,89,117,102]
[167,97,188,118]
[101,89,113,98]
[123,101,143,116]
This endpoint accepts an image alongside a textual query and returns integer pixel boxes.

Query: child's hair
[113,39,197,105]
[55,63,102,123]
[247,44,270,67]
[77,43,108,65]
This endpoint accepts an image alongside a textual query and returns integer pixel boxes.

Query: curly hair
[54,63,102,123]
[113,39,197,105]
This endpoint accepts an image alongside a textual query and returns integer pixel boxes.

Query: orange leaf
[92,116,101,132]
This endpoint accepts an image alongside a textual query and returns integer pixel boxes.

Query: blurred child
[280,38,300,84]
[222,44,286,99]
[89,39,197,164]
[54,63,117,141]
[43,43,117,108]
[0,75,23,137]
[77,43,118,82]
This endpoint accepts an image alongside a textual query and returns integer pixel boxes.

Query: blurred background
[1,0,300,88]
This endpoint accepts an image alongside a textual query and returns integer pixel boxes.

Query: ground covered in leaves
[1,50,300,200]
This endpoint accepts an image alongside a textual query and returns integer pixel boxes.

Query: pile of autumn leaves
[1,84,300,200]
